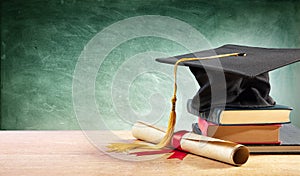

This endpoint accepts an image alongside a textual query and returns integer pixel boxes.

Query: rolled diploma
[132,121,249,166]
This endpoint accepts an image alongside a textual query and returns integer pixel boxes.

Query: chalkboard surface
[1,0,300,129]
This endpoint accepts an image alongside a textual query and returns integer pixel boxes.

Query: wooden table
[1,131,299,176]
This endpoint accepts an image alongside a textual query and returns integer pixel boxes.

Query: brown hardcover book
[247,123,300,153]
[198,118,281,144]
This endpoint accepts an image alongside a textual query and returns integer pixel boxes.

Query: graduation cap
[107,44,300,153]
[156,44,300,112]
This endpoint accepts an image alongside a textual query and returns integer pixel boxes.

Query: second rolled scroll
[132,121,249,166]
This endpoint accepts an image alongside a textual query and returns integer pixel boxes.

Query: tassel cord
[107,52,245,152]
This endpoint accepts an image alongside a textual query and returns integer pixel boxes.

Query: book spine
[241,141,281,145]
[197,117,282,143]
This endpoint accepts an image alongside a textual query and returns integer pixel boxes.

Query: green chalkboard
[1,0,300,130]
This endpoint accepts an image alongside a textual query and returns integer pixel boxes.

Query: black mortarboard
[156,44,300,112]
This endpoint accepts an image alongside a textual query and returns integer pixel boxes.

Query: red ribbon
[131,130,189,160]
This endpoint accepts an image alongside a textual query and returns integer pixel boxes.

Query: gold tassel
[107,52,245,152]
[106,96,177,152]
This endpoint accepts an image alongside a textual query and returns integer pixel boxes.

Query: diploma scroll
[132,121,249,166]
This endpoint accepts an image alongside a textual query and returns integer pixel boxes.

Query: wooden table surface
[1,131,300,176]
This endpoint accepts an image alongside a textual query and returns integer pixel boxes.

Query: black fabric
[156,44,300,112]
[192,123,202,135]
[189,67,275,112]
[156,44,300,77]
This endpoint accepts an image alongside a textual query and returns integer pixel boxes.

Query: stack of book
[187,100,300,153]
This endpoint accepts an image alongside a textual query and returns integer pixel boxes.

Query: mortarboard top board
[156,44,300,112]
